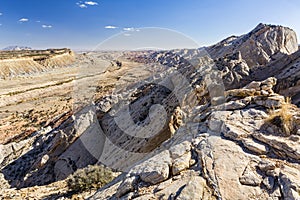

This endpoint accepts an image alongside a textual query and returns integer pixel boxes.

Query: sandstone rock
[239,161,262,186]
[279,166,300,200]
[129,150,171,185]
[172,151,191,175]
[2,24,300,200]
[253,132,300,161]
[116,176,138,197]
[241,138,268,155]
[262,176,275,190]
[207,23,298,68]
[224,100,247,110]
[222,123,250,140]
[169,106,185,135]
[253,95,285,109]
[0,48,75,78]
[176,176,206,200]
[245,81,261,90]
[169,141,191,159]
[208,111,231,132]
[258,160,276,172]
[225,88,256,97]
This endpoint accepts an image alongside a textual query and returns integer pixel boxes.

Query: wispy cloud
[123,27,140,32]
[85,1,98,6]
[123,27,134,31]
[19,18,29,22]
[0,24,2,26]
[0,13,2,16]
[42,24,52,28]
[36,20,41,23]
[105,25,118,29]
[76,1,87,8]
[124,33,131,37]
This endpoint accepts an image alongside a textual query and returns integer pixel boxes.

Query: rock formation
[207,23,298,68]
[91,77,300,200]
[0,48,75,78]
[0,23,300,199]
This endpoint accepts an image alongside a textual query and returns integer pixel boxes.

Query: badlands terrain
[0,23,300,199]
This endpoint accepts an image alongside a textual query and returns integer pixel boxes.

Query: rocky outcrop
[129,24,299,94]
[239,48,300,106]
[90,78,300,199]
[207,23,298,68]
[1,24,300,199]
[0,48,75,78]
[214,51,250,89]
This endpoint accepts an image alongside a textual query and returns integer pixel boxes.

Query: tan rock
[172,151,191,175]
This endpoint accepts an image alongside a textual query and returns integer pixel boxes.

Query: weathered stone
[239,162,262,186]
[116,176,138,198]
[253,95,285,108]
[208,111,230,132]
[245,81,261,90]
[207,23,298,68]
[224,100,247,110]
[241,138,268,155]
[258,160,276,172]
[176,176,206,200]
[172,151,191,175]
[130,150,171,185]
[277,165,300,199]
[169,106,185,135]
[263,177,275,190]
[253,132,300,160]
[222,123,249,140]
[169,141,191,160]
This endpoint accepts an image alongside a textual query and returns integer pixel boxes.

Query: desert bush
[67,164,114,192]
[267,97,297,136]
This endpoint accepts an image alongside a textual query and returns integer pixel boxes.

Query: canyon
[0,24,300,199]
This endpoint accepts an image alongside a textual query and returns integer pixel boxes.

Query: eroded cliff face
[0,48,75,78]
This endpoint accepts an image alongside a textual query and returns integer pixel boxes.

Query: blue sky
[0,0,300,50]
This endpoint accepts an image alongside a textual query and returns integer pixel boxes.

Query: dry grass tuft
[267,97,297,136]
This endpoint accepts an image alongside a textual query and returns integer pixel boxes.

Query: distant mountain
[2,46,32,51]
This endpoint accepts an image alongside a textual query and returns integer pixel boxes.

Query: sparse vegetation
[267,97,297,136]
[67,165,115,192]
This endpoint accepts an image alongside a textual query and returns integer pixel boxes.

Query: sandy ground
[0,52,154,144]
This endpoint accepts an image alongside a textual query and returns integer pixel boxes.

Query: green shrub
[67,164,114,192]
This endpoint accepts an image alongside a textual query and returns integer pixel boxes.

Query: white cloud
[0,13,2,16]
[36,20,41,23]
[19,18,29,22]
[105,25,118,29]
[85,1,98,5]
[76,1,87,8]
[123,27,141,32]
[79,4,87,8]
[0,24,2,26]
[123,27,134,31]
[124,33,131,37]
[42,24,52,28]
[77,1,98,8]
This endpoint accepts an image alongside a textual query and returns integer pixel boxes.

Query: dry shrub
[67,164,114,192]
